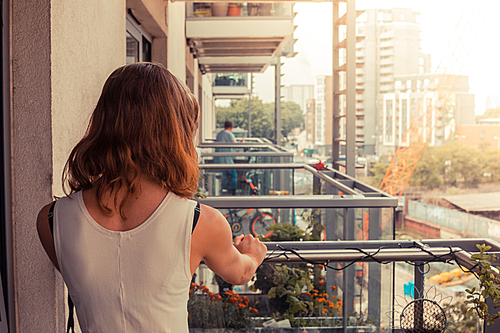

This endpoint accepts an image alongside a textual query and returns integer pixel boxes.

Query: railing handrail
[197,194,397,209]
[201,152,293,157]
[260,238,500,272]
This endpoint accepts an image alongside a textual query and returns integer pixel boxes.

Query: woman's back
[53,189,196,332]
[37,63,267,332]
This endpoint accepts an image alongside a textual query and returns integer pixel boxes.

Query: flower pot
[212,3,229,16]
[227,5,241,16]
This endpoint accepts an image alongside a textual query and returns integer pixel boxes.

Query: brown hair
[63,62,199,218]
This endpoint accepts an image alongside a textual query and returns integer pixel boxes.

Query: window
[126,14,152,64]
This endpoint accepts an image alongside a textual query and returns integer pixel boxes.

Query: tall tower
[356,8,430,156]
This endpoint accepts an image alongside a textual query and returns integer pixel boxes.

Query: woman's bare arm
[190,204,267,285]
[36,203,60,271]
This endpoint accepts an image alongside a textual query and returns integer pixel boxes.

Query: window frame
[126,14,153,63]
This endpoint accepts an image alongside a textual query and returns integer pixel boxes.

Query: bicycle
[223,177,276,238]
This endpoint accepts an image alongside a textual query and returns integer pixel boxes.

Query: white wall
[167,2,187,81]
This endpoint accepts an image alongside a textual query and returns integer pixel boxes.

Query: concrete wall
[10,0,125,331]
[167,1,187,80]
[10,1,62,331]
[51,0,126,198]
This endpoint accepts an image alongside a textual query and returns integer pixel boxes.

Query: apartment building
[311,8,429,158]
[304,99,316,149]
[283,84,314,114]
[379,74,475,155]
[356,8,431,156]
[1,1,295,331]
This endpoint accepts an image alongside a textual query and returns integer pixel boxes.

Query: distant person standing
[216,120,238,195]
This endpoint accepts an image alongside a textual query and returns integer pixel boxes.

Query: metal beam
[274,58,282,145]
[345,0,356,176]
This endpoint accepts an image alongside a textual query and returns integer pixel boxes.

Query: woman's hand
[233,234,267,266]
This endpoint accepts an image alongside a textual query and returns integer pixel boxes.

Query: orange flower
[251,308,259,314]
[318,280,324,286]
[323,293,329,298]
[322,309,328,314]
[331,286,337,291]
[238,303,245,308]
[189,290,193,295]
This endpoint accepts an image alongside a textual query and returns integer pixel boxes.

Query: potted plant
[227,3,242,16]
[465,243,500,324]
[212,3,228,17]
[188,282,259,332]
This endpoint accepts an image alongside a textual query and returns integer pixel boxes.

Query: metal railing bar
[303,164,358,195]
[201,152,293,157]
[263,239,500,252]
[263,247,465,264]
[197,195,398,209]
[199,163,301,170]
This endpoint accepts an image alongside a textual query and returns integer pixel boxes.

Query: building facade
[379,74,475,156]
[356,8,431,156]
[283,84,314,114]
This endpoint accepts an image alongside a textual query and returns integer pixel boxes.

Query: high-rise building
[282,84,314,114]
[304,99,316,149]
[356,8,431,156]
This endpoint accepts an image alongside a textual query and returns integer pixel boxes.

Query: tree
[475,107,500,123]
[216,98,304,141]
[369,162,389,187]
[410,146,442,189]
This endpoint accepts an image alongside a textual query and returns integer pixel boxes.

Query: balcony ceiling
[187,18,294,73]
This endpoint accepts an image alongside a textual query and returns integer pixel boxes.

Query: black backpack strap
[66,295,75,333]
[47,201,75,333]
[192,202,201,233]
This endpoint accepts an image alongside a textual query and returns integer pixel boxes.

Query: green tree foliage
[216,98,304,141]
[409,142,495,188]
[411,146,443,189]
[370,142,500,189]
[369,162,390,187]
[476,107,500,123]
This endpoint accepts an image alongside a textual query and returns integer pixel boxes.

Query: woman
[36,62,267,332]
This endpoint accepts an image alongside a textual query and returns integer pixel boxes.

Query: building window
[126,14,152,64]
[126,32,139,63]
[384,98,395,144]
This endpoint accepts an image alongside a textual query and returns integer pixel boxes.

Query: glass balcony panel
[199,167,293,198]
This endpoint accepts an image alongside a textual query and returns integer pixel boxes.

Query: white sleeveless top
[53,191,196,333]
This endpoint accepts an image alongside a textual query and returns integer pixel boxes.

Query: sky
[250,0,500,115]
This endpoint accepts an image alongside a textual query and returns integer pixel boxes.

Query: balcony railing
[191,165,492,331]
[192,142,494,331]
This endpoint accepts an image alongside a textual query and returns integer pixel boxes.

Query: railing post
[368,208,382,325]
[325,170,341,303]
[414,262,424,331]
[343,208,355,332]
